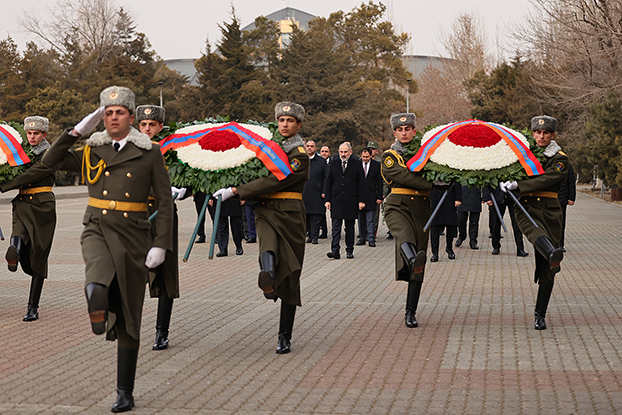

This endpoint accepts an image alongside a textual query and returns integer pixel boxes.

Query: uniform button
[537,198,541,201]
[123,212,128,218]
[103,190,108,196]
[411,197,414,200]
[105,171,110,177]
[102,209,108,215]
[30,196,33,200]
[126,172,132,178]
[125,192,130,198]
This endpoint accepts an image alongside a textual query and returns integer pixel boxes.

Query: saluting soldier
[381,113,433,329]
[136,104,181,351]
[42,86,173,412]
[214,102,309,354]
[499,115,567,330]
[1,116,56,321]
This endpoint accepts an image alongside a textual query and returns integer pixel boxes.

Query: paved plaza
[0,186,621,414]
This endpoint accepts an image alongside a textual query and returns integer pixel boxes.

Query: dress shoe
[386,232,394,240]
[327,251,341,259]
[23,307,39,322]
[455,239,463,247]
[430,254,439,262]
[534,312,547,330]
[447,251,456,260]
[306,238,313,243]
[405,309,418,328]
[368,241,376,247]
[236,248,244,255]
[562,247,567,252]
[311,239,318,244]
[469,241,479,250]
[276,334,291,354]
[111,389,135,413]
[517,249,529,257]
[355,239,366,246]
[247,237,257,243]
[488,233,493,238]
[318,233,328,239]
[492,248,500,255]
[216,250,228,257]
[346,252,354,259]
[195,235,206,244]
[152,330,169,350]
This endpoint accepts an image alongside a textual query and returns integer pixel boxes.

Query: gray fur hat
[100,86,135,114]
[275,101,305,122]
[391,113,416,130]
[531,115,557,132]
[24,116,49,133]
[136,105,165,123]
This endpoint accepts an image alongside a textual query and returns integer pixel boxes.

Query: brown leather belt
[19,186,53,194]
[523,191,558,198]
[391,188,429,197]
[262,192,303,200]
[88,197,148,212]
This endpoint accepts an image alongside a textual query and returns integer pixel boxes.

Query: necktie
[342,160,346,173]
[364,163,368,177]
[113,142,120,152]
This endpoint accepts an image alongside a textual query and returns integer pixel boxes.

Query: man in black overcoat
[357,147,382,247]
[302,139,328,244]
[325,142,365,259]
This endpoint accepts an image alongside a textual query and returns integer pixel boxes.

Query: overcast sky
[3,0,533,60]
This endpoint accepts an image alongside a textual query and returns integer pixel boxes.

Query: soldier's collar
[282,134,305,153]
[32,138,50,156]
[86,127,152,150]
[543,140,561,157]
[390,141,408,155]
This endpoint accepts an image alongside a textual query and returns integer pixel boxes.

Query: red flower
[199,130,241,152]
[447,123,501,148]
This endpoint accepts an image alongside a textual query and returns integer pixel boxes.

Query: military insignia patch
[297,146,305,153]
[384,157,394,168]
[555,162,565,172]
[144,108,152,115]
[29,122,35,127]
[283,105,291,112]
[291,158,301,170]
[400,116,407,122]
[110,92,118,99]
[539,119,545,125]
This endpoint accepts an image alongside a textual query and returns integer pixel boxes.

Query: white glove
[213,187,235,202]
[74,107,105,136]
[499,181,518,193]
[171,186,186,199]
[145,247,166,268]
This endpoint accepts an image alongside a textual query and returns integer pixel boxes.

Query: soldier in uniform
[499,115,567,330]
[381,113,433,328]
[42,86,173,412]
[214,102,309,354]
[1,116,56,321]
[136,105,181,351]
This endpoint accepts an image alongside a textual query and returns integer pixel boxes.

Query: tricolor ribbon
[160,122,292,181]
[0,124,30,166]
[407,120,544,176]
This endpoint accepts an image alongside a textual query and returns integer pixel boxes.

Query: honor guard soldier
[42,86,174,412]
[381,113,433,328]
[1,116,56,321]
[214,101,309,354]
[136,104,182,351]
[499,115,567,330]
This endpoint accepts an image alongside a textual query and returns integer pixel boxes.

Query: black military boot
[276,301,297,354]
[400,242,426,282]
[85,283,108,335]
[111,347,138,412]
[404,281,422,328]
[6,236,23,272]
[258,251,277,300]
[23,276,44,321]
[153,296,174,350]
[534,236,563,273]
[534,283,554,330]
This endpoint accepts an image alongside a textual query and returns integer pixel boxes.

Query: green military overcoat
[42,128,173,340]
[236,135,309,306]
[0,148,56,279]
[515,142,569,283]
[381,145,433,281]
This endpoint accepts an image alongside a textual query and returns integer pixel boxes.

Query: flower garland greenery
[0,121,35,185]
[159,117,286,194]
[403,124,546,189]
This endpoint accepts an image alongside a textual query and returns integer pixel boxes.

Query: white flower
[421,121,530,171]
[174,122,273,171]
[0,124,24,166]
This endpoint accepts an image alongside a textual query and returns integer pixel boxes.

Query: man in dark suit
[325,142,365,259]
[482,187,529,257]
[357,147,382,247]
[302,140,328,244]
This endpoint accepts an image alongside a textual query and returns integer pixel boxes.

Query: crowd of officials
[1,84,575,413]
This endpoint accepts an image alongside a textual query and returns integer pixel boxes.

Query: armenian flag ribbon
[0,124,30,166]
